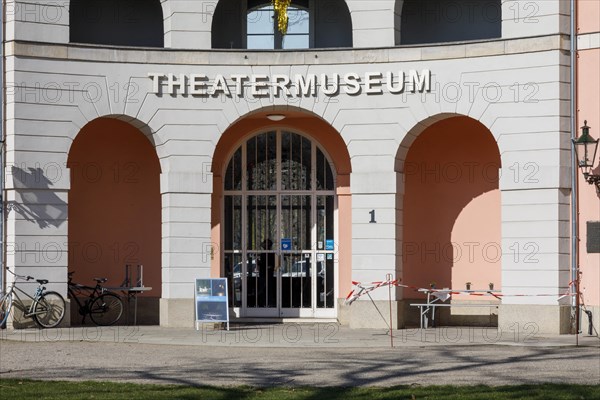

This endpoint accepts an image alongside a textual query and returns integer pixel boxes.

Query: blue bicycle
[0,267,66,329]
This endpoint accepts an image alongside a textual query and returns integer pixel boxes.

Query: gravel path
[1,340,599,387]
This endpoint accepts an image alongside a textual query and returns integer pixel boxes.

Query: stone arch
[210,107,353,302]
[395,114,502,326]
[66,114,164,160]
[67,117,162,325]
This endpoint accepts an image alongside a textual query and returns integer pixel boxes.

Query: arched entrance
[67,117,161,325]
[398,115,502,326]
[211,110,352,320]
[223,130,336,318]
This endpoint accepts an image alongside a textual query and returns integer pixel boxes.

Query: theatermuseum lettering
[148,70,432,97]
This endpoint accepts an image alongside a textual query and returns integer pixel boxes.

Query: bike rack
[121,264,144,288]
[117,264,152,326]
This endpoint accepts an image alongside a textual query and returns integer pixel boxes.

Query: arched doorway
[222,130,337,318]
[67,118,161,325]
[399,115,501,326]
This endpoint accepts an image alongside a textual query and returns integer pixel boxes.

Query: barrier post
[387,273,394,348]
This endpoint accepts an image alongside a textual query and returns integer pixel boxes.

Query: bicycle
[0,267,66,329]
[67,272,124,326]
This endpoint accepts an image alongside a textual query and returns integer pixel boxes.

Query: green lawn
[0,379,598,400]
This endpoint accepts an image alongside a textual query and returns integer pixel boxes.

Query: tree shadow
[7,344,598,391]
[6,166,67,229]
[397,116,502,318]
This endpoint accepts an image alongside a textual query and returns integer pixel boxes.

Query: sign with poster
[195,278,229,330]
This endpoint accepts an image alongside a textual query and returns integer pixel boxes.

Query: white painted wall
[0,0,576,333]
[501,0,570,39]
[162,0,214,49]
[5,0,69,43]
[4,36,570,309]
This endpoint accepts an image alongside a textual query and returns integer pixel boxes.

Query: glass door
[279,195,313,317]
[223,130,337,319]
[245,195,278,316]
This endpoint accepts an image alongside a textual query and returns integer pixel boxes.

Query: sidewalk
[2,324,599,348]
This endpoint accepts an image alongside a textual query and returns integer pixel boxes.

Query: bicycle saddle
[93,277,108,283]
[37,279,48,285]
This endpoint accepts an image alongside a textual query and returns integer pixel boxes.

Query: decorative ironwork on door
[223,130,336,317]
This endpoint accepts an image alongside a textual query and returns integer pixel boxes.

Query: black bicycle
[67,272,124,326]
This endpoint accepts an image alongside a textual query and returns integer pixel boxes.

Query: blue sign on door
[325,240,335,250]
[281,238,292,251]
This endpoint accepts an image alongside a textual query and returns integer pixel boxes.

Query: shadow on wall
[7,167,67,229]
[401,116,502,298]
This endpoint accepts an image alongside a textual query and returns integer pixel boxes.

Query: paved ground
[1,325,599,387]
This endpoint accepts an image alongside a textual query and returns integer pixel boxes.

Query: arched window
[70,0,164,47]
[247,2,310,49]
[397,0,501,45]
[212,0,352,49]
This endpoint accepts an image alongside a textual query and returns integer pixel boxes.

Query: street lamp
[573,120,600,191]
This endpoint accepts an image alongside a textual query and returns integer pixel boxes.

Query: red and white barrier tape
[345,279,576,305]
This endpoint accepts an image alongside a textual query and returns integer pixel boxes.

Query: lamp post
[573,121,600,191]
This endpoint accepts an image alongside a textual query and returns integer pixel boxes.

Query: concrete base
[337,298,350,325]
[70,296,159,326]
[10,298,70,329]
[498,304,572,335]
[124,297,160,325]
[327,300,578,333]
[400,299,499,328]
[341,301,575,333]
[160,298,195,328]
[337,298,399,329]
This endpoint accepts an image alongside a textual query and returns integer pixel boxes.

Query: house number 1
[369,210,376,223]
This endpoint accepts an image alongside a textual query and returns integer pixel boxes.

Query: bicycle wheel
[0,292,13,328]
[89,293,123,326]
[33,291,66,328]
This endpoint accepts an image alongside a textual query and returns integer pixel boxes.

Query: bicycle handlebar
[67,272,109,291]
[12,273,33,281]
[5,266,38,282]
